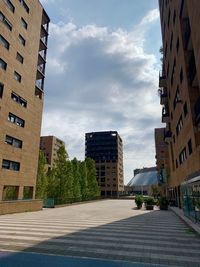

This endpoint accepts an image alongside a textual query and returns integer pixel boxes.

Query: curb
[170,207,200,236]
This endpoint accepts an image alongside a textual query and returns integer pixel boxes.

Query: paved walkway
[0,200,200,266]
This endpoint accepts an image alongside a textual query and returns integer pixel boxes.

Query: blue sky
[40,0,162,184]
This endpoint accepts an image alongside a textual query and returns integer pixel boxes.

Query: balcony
[37,63,45,79]
[39,36,48,51]
[41,24,49,38]
[42,9,50,32]
[160,90,168,105]
[38,51,46,65]
[164,131,172,143]
[194,96,200,125]
[35,79,44,91]
[159,73,167,88]
[162,108,170,123]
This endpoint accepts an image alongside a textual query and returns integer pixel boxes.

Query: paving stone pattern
[0,200,199,266]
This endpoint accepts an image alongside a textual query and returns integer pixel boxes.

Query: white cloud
[42,9,162,183]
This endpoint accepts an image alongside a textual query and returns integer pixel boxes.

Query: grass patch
[185,228,196,234]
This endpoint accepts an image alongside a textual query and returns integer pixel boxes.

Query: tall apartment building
[0,0,49,200]
[40,136,65,170]
[85,131,124,197]
[158,0,200,206]
[154,128,170,189]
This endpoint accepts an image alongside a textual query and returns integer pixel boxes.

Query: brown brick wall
[0,199,43,215]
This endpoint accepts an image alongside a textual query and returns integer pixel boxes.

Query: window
[188,139,192,155]
[16,52,24,64]
[19,0,29,13]
[176,115,183,136]
[0,82,4,98]
[167,9,171,27]
[170,32,173,51]
[173,86,181,110]
[179,148,187,165]
[0,58,7,70]
[5,135,22,148]
[171,58,176,86]
[183,102,188,117]
[21,17,27,29]
[4,0,15,13]
[0,12,12,31]
[176,37,179,53]
[164,43,168,58]
[8,113,25,127]
[180,68,183,83]
[2,159,20,171]
[176,159,178,168]
[173,10,176,25]
[0,35,10,50]
[14,71,21,82]
[11,92,27,107]
[19,34,26,46]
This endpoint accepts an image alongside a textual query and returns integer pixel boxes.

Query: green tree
[79,161,89,200]
[150,183,161,199]
[35,150,47,199]
[85,158,100,199]
[46,168,57,199]
[71,158,81,201]
[53,145,70,204]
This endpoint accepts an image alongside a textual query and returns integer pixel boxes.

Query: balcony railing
[159,73,167,88]
[41,36,48,46]
[35,79,44,91]
[160,91,168,105]
[194,97,200,125]
[37,64,45,75]
[162,108,170,123]
[38,50,46,63]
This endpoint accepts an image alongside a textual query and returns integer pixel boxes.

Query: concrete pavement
[0,200,199,266]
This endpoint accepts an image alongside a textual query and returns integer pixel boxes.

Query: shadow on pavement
[0,209,200,266]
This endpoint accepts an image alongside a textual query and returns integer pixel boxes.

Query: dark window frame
[0,34,10,50]
[14,71,22,82]
[4,0,15,13]
[8,113,25,128]
[11,91,27,108]
[5,135,23,148]
[0,11,12,31]
[19,0,29,14]
[2,159,20,171]
[0,58,7,70]
[18,34,26,46]
[188,139,193,155]
[21,17,28,29]
[16,52,24,64]
[0,82,4,98]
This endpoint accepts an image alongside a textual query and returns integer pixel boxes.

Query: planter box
[160,205,168,210]
[146,205,154,210]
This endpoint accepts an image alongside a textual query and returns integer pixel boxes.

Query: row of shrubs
[135,195,169,210]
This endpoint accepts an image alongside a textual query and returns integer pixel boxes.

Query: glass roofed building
[127,167,158,195]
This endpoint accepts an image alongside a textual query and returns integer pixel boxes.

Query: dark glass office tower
[85,131,124,197]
